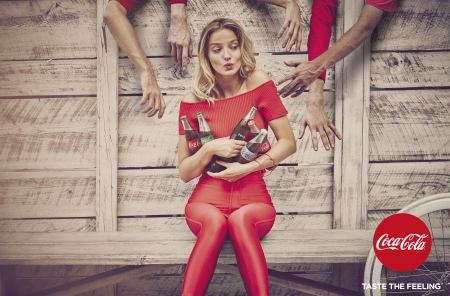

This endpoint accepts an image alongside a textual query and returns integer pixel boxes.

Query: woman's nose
[223,48,231,59]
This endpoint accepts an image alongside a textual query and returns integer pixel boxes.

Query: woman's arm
[178,136,247,183]
[207,115,296,182]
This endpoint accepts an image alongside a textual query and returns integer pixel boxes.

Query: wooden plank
[97,0,119,233]
[115,274,331,296]
[17,279,96,296]
[370,90,450,161]
[368,211,450,230]
[0,97,96,170]
[371,0,450,51]
[117,165,333,216]
[368,162,450,211]
[0,265,18,296]
[118,214,332,232]
[118,55,335,95]
[0,229,376,265]
[118,92,335,168]
[15,264,331,277]
[0,219,95,233]
[0,60,97,97]
[330,263,364,296]
[371,52,450,89]
[127,0,332,56]
[0,171,96,219]
[0,0,96,60]
[334,0,367,229]
[25,265,173,296]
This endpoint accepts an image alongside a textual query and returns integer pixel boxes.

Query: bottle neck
[244,106,257,121]
[181,118,192,131]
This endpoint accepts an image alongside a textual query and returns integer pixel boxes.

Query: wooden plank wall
[1,0,449,294]
[367,0,450,228]
[0,0,336,294]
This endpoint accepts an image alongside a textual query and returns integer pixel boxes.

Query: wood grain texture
[127,0,333,56]
[15,263,331,277]
[367,211,450,230]
[368,162,450,211]
[371,0,450,51]
[0,171,96,219]
[118,55,335,95]
[0,265,18,296]
[117,165,333,216]
[334,0,367,230]
[0,0,97,60]
[370,90,450,161]
[0,219,95,233]
[118,92,335,168]
[117,274,332,296]
[96,0,119,232]
[0,98,96,170]
[0,229,375,265]
[0,60,97,97]
[118,214,332,232]
[16,278,96,296]
[370,52,450,89]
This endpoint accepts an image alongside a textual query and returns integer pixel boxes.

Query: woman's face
[207,28,242,78]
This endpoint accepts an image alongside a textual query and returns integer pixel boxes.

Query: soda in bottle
[180,115,201,155]
[230,105,258,141]
[248,120,276,171]
[196,112,224,172]
[237,129,268,164]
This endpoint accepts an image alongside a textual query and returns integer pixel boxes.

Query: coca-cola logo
[373,213,432,272]
[188,139,201,151]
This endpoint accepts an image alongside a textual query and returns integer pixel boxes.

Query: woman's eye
[213,48,221,53]
[231,46,238,50]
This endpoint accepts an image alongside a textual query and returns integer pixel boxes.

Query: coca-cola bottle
[196,112,224,172]
[237,129,268,164]
[248,120,276,171]
[180,115,201,155]
[230,105,258,141]
[223,105,258,163]
[248,120,271,153]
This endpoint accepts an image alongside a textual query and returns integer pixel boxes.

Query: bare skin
[276,4,384,150]
[103,1,192,118]
[257,0,303,52]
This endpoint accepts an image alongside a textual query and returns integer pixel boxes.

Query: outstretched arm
[103,1,165,118]
[277,4,385,97]
[256,0,303,52]
[167,3,192,70]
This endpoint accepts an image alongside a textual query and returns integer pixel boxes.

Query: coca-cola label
[373,213,432,272]
[187,139,201,151]
[240,146,257,161]
[259,141,270,153]
[200,135,214,145]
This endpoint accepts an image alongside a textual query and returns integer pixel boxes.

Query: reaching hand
[139,71,166,118]
[278,0,303,52]
[207,160,252,182]
[299,86,341,151]
[277,60,322,98]
[167,4,192,71]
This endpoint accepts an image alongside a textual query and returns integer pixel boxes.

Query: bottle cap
[180,115,187,120]
[248,120,255,126]
[196,112,203,116]
[260,129,268,135]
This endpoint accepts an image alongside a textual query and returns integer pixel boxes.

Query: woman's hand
[207,160,253,182]
[204,137,246,159]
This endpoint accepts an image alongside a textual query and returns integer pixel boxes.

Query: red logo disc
[373,213,432,272]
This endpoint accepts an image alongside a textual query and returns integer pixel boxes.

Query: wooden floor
[1,0,449,295]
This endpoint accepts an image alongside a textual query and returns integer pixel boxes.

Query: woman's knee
[185,202,228,238]
[228,204,276,238]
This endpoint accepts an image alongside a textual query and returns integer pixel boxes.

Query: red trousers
[181,173,276,296]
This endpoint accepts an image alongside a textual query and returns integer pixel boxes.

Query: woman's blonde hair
[193,18,256,102]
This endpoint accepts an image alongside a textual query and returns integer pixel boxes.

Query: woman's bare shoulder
[246,69,271,89]
[181,91,201,103]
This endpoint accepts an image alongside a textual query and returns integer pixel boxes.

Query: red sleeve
[178,103,186,135]
[114,0,187,14]
[365,0,397,12]
[168,0,188,5]
[308,0,338,81]
[256,81,288,122]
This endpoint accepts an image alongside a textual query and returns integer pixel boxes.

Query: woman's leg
[182,202,228,296]
[227,203,276,296]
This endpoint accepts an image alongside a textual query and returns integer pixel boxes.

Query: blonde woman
[177,18,296,295]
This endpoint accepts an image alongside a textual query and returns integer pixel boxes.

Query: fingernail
[326,146,329,150]
[182,67,186,71]
[331,144,335,148]
[314,147,318,151]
